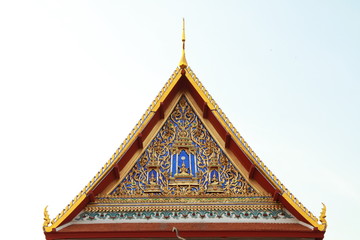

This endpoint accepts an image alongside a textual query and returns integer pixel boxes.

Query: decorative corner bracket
[225,132,231,148]
[317,203,327,231]
[202,102,209,119]
[43,205,51,230]
[137,133,143,149]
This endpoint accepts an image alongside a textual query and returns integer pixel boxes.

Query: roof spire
[179,18,188,69]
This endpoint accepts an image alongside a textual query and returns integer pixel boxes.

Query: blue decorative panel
[112,96,257,197]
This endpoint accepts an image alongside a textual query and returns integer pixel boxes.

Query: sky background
[0,1,359,239]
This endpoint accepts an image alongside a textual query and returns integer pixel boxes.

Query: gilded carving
[112,96,257,197]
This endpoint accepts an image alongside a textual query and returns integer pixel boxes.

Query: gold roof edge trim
[183,67,326,231]
[84,205,284,213]
[44,67,183,232]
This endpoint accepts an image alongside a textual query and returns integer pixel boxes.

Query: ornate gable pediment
[43,21,326,239]
[112,96,258,198]
[75,96,294,223]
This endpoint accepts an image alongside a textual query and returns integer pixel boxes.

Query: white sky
[0,1,359,239]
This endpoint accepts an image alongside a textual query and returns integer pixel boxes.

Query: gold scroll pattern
[112,96,258,197]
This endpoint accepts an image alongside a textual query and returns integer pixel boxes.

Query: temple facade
[43,22,327,240]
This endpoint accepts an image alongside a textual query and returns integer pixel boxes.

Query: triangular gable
[44,66,326,234]
[43,24,327,237]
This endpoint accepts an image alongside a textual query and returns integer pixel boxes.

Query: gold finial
[182,18,186,43]
[179,18,188,69]
[43,206,51,229]
[318,203,327,231]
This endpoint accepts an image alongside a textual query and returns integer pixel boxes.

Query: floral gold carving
[112,96,257,197]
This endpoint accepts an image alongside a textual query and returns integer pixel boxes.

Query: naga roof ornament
[43,206,50,230]
[43,21,327,239]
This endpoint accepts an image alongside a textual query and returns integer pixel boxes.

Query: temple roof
[43,22,326,240]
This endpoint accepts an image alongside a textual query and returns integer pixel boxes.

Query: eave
[45,223,324,240]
